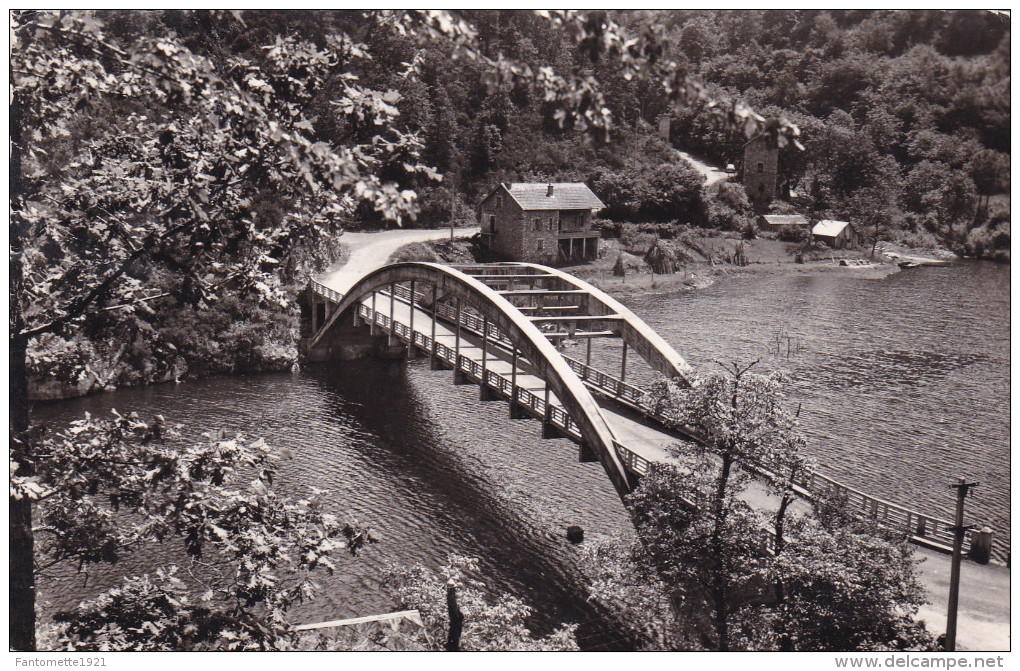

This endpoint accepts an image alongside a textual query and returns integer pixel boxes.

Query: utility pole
[945,478,978,651]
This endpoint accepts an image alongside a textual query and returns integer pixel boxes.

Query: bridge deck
[363,292,662,473]
[368,293,819,524]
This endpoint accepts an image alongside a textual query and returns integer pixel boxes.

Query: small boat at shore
[885,251,954,267]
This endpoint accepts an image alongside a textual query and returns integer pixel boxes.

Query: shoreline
[566,256,904,301]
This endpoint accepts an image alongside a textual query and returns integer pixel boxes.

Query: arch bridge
[306,262,695,499]
[303,262,982,556]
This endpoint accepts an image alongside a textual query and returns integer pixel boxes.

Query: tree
[642,362,798,650]
[757,515,935,651]
[9,10,434,649]
[902,161,977,234]
[624,366,935,651]
[627,458,771,651]
[849,184,902,258]
[384,555,578,651]
[966,149,1010,225]
[11,9,801,650]
[18,411,373,651]
[578,534,682,649]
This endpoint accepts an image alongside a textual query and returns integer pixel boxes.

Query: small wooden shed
[812,220,858,249]
[758,214,810,233]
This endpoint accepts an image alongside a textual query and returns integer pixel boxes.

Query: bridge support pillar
[479,385,499,402]
[431,356,451,371]
[374,342,408,360]
[542,422,561,440]
[578,442,598,463]
[509,402,528,419]
[453,368,471,385]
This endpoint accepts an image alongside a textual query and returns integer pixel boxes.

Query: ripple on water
[621,262,1009,559]
[33,361,634,643]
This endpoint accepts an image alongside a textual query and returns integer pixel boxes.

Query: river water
[32,261,1010,644]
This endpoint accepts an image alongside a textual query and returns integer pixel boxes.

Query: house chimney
[547,183,554,197]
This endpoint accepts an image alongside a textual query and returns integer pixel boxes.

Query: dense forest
[369,10,1011,256]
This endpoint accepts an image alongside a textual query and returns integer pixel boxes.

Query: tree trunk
[713,585,729,652]
[710,452,733,651]
[10,331,36,651]
[773,487,794,651]
[773,494,792,606]
[10,95,36,648]
[10,233,36,652]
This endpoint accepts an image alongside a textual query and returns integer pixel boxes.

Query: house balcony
[556,229,600,240]
[557,230,600,262]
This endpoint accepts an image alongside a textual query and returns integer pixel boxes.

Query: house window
[534,218,540,230]
[496,195,503,208]
[757,162,764,173]
[537,239,544,251]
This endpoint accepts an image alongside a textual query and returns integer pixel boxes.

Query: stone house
[743,134,779,214]
[812,220,859,249]
[477,182,605,264]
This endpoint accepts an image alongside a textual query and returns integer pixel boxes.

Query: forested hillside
[663,10,1010,257]
[13,10,1010,398]
[326,10,1011,257]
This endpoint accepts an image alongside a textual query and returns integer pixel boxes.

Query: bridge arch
[309,262,636,498]
[509,263,695,385]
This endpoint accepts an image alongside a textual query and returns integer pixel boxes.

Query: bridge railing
[791,469,960,548]
[562,356,646,407]
[310,279,344,304]
[385,286,646,413]
[360,294,590,447]
[356,288,978,556]
[613,440,653,476]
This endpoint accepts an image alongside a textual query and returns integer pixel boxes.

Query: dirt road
[675,149,730,187]
[317,226,479,295]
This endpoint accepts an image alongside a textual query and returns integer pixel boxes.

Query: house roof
[761,214,809,226]
[812,220,851,237]
[500,182,605,211]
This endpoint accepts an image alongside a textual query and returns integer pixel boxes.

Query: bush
[645,241,680,274]
[592,218,621,238]
[778,226,810,243]
[704,181,754,232]
[592,161,706,224]
[964,219,1010,262]
[619,225,657,254]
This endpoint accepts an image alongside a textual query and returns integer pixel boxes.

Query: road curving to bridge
[317,226,479,297]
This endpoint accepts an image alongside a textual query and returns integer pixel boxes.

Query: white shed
[812,220,858,249]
